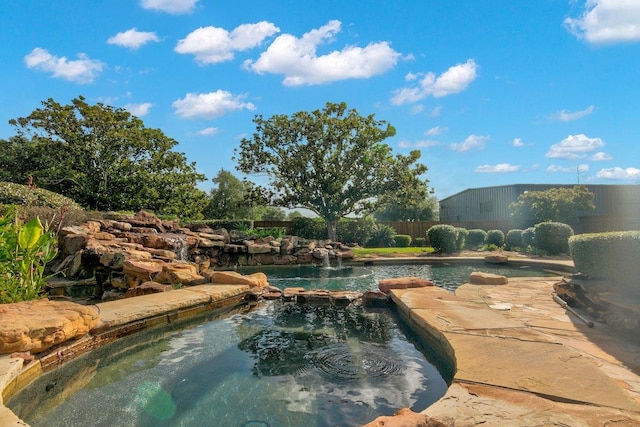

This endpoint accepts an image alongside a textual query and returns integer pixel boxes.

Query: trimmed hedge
[522,227,535,247]
[394,234,412,247]
[505,229,523,250]
[466,229,487,250]
[0,181,82,210]
[534,222,573,255]
[427,224,458,253]
[185,219,254,232]
[413,237,426,247]
[570,231,640,283]
[455,228,468,251]
[485,229,505,247]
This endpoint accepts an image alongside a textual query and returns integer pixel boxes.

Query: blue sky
[1,0,639,200]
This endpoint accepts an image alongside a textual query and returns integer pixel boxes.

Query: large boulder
[0,300,99,354]
[208,271,269,289]
[379,277,435,293]
[469,272,508,285]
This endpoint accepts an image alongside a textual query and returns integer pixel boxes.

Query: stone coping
[3,258,640,426]
[389,278,640,425]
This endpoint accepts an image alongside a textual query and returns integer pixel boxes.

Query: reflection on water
[240,262,553,292]
[9,302,448,427]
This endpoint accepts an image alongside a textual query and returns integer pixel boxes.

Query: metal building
[439,184,640,233]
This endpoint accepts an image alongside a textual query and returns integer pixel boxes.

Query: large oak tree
[235,102,431,241]
[5,96,207,218]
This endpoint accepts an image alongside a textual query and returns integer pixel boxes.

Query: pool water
[239,262,554,292]
[9,302,448,427]
[8,262,552,426]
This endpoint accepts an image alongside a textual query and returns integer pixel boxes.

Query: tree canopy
[509,185,595,228]
[204,169,286,220]
[5,96,207,218]
[234,102,430,240]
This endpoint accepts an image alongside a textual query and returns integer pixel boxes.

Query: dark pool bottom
[8,301,450,427]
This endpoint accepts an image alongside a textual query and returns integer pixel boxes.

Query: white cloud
[596,166,640,180]
[197,127,219,136]
[399,139,440,149]
[108,28,160,50]
[451,134,488,152]
[429,106,442,117]
[24,47,104,84]
[591,151,612,161]
[512,138,525,147]
[410,105,424,115]
[424,126,447,136]
[475,163,520,173]
[140,0,198,14]
[123,102,153,116]
[173,90,256,119]
[565,0,640,44]
[245,20,401,86]
[549,105,595,122]
[545,134,605,159]
[175,22,280,64]
[546,164,590,173]
[391,59,478,105]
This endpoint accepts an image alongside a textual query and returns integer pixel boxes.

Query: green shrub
[505,229,523,250]
[337,217,376,246]
[455,228,468,251]
[366,223,396,247]
[466,229,487,250]
[485,229,505,248]
[533,222,573,255]
[413,237,426,247]
[394,234,412,247]
[427,224,459,253]
[569,231,640,284]
[185,219,254,232]
[0,181,82,210]
[288,217,327,240]
[522,227,535,247]
[0,209,58,303]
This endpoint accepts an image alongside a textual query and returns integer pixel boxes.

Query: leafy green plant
[455,227,468,251]
[465,229,487,250]
[0,210,58,303]
[485,229,505,248]
[394,234,412,247]
[427,224,458,253]
[533,222,573,255]
[366,224,397,247]
[505,229,523,251]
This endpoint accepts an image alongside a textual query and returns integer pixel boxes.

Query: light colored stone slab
[95,289,212,328]
[444,333,640,412]
[184,284,250,302]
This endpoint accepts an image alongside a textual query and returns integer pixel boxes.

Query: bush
[533,222,573,255]
[427,224,459,253]
[485,229,505,248]
[185,219,254,232]
[522,227,535,247]
[413,237,426,247]
[0,209,58,303]
[288,217,327,240]
[505,229,523,250]
[0,181,82,210]
[394,234,412,247]
[466,229,487,250]
[337,217,376,246]
[366,223,396,247]
[455,228,468,251]
[569,231,640,284]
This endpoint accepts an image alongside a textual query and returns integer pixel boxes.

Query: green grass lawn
[352,246,435,257]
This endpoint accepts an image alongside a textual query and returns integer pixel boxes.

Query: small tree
[235,102,430,241]
[509,186,595,228]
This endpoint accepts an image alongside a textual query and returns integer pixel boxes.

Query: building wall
[439,184,640,232]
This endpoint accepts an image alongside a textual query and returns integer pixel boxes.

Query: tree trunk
[326,219,338,242]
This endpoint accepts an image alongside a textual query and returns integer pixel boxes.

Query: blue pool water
[8,262,553,426]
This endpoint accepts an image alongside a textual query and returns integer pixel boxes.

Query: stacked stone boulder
[53,211,354,300]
